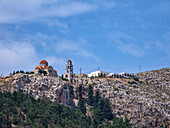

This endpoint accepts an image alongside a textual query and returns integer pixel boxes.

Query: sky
[0,0,170,76]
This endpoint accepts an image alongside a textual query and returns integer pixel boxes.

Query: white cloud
[0,39,68,76]
[0,41,39,76]
[45,56,66,75]
[56,38,99,60]
[116,40,145,57]
[44,19,68,29]
[0,0,97,23]
[56,40,79,53]
[110,32,145,57]
[45,56,65,66]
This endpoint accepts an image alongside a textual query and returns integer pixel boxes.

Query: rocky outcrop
[76,68,170,128]
[0,68,169,127]
[11,74,75,108]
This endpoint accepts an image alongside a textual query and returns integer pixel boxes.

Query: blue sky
[0,0,170,76]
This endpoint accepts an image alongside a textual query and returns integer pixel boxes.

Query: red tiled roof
[35,66,40,70]
[39,66,44,69]
[44,66,49,69]
[53,69,57,73]
[40,60,48,64]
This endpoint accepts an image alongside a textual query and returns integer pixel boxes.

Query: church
[34,60,57,76]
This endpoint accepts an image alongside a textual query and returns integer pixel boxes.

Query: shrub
[20,70,25,73]
[139,81,143,84]
[62,77,69,81]
[133,77,139,81]
[126,91,130,94]
[128,81,136,84]
[114,88,119,92]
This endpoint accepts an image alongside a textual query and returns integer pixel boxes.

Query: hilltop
[0,68,169,127]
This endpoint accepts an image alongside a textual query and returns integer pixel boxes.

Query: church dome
[35,66,40,70]
[68,60,71,62]
[40,60,48,64]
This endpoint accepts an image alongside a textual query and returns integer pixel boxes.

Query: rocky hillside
[0,74,75,108]
[137,68,170,91]
[0,68,169,127]
[75,68,170,128]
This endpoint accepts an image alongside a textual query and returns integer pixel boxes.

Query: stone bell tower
[63,60,73,81]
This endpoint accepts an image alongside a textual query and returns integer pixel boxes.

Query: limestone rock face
[76,68,170,128]
[0,68,169,127]
[12,74,75,108]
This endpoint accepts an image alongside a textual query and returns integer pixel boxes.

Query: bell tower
[63,60,74,81]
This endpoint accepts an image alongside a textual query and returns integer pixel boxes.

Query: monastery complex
[33,59,135,82]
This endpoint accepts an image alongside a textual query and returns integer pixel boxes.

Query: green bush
[133,77,139,81]
[62,77,69,81]
[128,81,136,84]
[139,81,143,84]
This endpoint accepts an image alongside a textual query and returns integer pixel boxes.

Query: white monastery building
[88,71,109,77]
[88,71,135,78]
[107,72,135,78]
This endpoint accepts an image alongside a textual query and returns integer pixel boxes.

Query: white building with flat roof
[88,71,109,77]
[108,72,135,78]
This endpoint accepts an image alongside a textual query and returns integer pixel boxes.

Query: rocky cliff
[0,68,169,127]
[74,68,170,127]
[0,74,75,108]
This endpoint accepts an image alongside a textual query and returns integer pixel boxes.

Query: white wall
[88,71,109,77]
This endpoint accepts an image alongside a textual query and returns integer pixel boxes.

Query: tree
[94,90,100,106]
[13,115,20,125]
[0,90,132,127]
[20,70,25,73]
[13,71,16,75]
[124,115,131,128]
[78,85,86,114]
[78,96,86,115]
[78,85,82,98]
[87,85,93,106]
[103,99,113,120]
